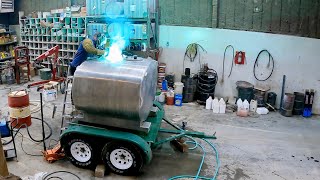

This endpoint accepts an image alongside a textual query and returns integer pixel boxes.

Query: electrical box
[0,0,14,13]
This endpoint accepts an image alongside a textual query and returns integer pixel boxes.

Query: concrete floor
[1,79,320,180]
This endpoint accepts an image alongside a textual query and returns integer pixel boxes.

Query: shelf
[0,41,18,46]
[0,31,13,35]
[86,16,151,22]
[29,47,77,53]
[21,41,79,45]
[0,57,13,62]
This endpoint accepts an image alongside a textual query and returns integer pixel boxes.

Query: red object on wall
[235,51,246,65]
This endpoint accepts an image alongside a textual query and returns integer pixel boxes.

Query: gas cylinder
[219,98,226,114]
[250,100,258,112]
[206,96,213,110]
[8,90,31,128]
[212,98,219,113]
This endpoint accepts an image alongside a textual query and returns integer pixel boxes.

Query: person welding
[69,32,106,76]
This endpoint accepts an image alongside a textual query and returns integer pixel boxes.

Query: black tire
[102,141,144,175]
[63,135,99,169]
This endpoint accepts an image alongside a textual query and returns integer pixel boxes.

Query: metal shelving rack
[86,0,159,53]
[19,14,86,66]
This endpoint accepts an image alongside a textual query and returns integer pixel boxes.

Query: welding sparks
[106,38,125,63]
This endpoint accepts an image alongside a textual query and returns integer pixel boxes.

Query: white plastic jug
[206,96,213,110]
[219,98,226,114]
[243,100,250,112]
[236,99,244,112]
[250,100,258,112]
[212,97,220,113]
[174,82,184,94]
[158,92,165,103]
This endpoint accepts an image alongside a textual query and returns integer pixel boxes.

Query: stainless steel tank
[72,57,157,132]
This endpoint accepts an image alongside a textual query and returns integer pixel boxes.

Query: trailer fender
[60,123,153,164]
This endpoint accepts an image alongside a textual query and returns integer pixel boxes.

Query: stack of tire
[157,63,166,89]
[196,69,218,104]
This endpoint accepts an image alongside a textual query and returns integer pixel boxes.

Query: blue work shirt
[70,38,97,68]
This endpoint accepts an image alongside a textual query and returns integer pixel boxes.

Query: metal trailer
[60,101,216,175]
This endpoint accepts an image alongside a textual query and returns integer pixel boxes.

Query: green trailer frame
[60,101,216,172]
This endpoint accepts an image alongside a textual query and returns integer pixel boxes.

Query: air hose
[169,136,220,180]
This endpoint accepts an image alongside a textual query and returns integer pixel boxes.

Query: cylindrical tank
[267,92,277,107]
[293,92,304,115]
[236,81,254,103]
[72,58,157,123]
[280,93,295,117]
[8,90,31,128]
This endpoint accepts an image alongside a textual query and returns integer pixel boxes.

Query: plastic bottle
[219,98,226,114]
[158,92,165,104]
[206,96,213,110]
[161,79,168,92]
[236,98,243,112]
[250,100,258,112]
[212,97,220,113]
[243,100,250,112]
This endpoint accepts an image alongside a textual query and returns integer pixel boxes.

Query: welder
[68,32,106,76]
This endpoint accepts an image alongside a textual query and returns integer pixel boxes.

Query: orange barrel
[8,90,31,128]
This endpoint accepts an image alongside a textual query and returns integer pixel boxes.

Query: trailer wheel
[102,141,144,175]
[64,136,99,169]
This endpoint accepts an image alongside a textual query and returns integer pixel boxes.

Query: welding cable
[169,137,220,180]
[2,117,52,145]
[17,132,43,157]
[221,45,235,82]
[253,50,275,81]
[42,171,81,180]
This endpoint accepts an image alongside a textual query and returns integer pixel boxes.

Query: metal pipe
[280,75,286,109]
[40,93,46,151]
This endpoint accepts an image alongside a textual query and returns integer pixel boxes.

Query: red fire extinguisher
[235,51,246,65]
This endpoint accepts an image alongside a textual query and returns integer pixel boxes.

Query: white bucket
[174,82,184,94]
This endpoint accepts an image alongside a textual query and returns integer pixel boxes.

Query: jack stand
[42,143,65,163]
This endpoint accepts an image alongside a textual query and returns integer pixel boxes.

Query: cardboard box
[43,89,57,102]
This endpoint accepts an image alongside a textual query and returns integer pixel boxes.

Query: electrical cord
[221,45,235,83]
[47,177,63,180]
[17,132,43,157]
[42,171,81,180]
[253,50,275,81]
[169,136,220,180]
[183,43,207,73]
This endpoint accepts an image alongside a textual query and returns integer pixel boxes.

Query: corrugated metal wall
[159,0,213,27]
[160,0,320,39]
[8,0,320,38]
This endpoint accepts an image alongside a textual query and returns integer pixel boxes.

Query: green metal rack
[19,13,86,66]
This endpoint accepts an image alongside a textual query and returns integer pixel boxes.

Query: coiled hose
[169,136,220,180]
